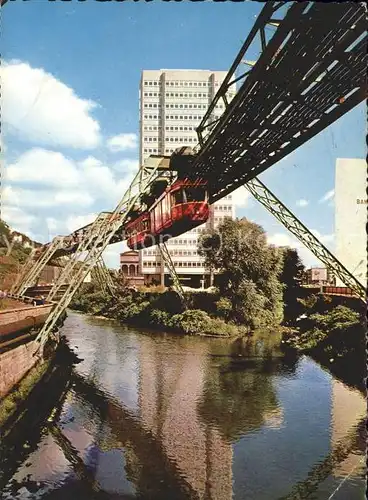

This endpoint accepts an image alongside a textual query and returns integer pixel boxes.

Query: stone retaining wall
[0,339,40,398]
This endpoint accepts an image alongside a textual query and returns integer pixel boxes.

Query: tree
[198,217,283,327]
[279,248,305,323]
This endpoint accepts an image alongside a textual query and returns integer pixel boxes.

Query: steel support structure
[46,213,110,302]
[157,241,186,305]
[14,2,366,344]
[245,178,366,302]
[92,259,106,292]
[191,2,366,202]
[35,163,162,349]
[16,238,65,296]
[196,1,290,148]
[93,256,116,296]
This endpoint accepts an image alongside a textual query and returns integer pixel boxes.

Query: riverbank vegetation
[282,294,366,390]
[71,286,249,337]
[70,215,365,385]
[72,218,291,337]
[198,218,284,328]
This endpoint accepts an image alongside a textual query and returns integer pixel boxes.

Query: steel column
[244,178,366,302]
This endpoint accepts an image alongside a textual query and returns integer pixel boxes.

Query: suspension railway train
[126,180,209,250]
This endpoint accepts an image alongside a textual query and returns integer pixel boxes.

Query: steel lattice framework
[9,1,366,348]
[192,2,367,202]
[245,178,366,301]
[157,242,187,305]
[92,256,117,296]
[35,163,163,349]
[14,239,65,296]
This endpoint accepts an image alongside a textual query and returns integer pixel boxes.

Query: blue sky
[1,1,365,267]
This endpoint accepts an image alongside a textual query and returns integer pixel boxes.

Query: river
[1,312,365,499]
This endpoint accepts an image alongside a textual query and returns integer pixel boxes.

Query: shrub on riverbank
[283,305,365,359]
[71,286,246,337]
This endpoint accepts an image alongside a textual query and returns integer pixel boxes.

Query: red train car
[126,180,209,250]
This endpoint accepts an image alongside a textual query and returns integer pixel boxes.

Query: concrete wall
[335,158,367,287]
[0,303,53,338]
[0,339,41,398]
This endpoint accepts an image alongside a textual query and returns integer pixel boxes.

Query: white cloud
[3,185,93,209]
[268,233,295,248]
[1,205,37,234]
[107,133,138,153]
[46,217,59,233]
[112,158,139,174]
[296,199,309,207]
[311,229,335,245]
[319,189,334,203]
[3,148,137,242]
[5,149,134,207]
[6,148,80,187]
[1,60,101,149]
[231,187,250,207]
[65,213,98,233]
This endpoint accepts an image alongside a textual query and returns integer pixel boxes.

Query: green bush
[215,297,233,320]
[119,300,151,323]
[170,309,211,335]
[149,290,184,315]
[285,305,363,356]
[203,317,244,337]
[168,309,241,337]
[149,308,171,327]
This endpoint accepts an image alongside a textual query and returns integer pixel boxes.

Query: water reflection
[0,312,365,499]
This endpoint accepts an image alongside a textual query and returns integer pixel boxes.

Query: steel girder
[20,3,366,261]
[93,256,116,296]
[245,178,366,302]
[157,242,187,306]
[16,238,65,296]
[192,2,367,202]
[46,213,110,302]
[35,164,162,349]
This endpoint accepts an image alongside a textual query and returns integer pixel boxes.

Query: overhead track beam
[192,2,367,202]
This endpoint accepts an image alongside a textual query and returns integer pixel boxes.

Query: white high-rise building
[335,158,367,288]
[139,69,236,287]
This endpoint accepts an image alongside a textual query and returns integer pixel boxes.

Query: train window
[172,189,184,205]
[142,219,149,231]
[183,186,207,203]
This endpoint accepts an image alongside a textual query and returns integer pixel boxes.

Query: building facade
[335,158,367,287]
[139,69,236,287]
[120,250,144,287]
